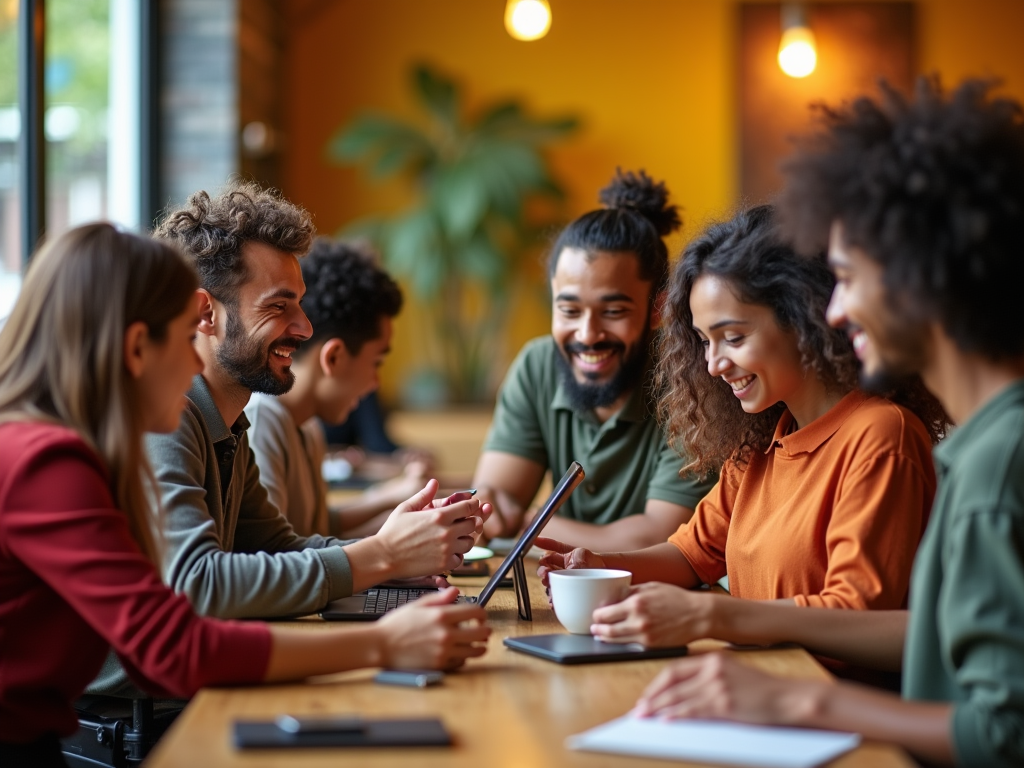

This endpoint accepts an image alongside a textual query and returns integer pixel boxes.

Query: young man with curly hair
[88,181,487,699]
[245,239,426,538]
[611,79,1024,768]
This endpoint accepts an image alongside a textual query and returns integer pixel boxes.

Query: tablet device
[320,461,585,620]
[503,634,689,665]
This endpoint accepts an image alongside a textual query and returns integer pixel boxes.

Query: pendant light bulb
[505,0,552,42]
[778,4,817,78]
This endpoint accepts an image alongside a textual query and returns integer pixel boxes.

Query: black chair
[61,698,184,768]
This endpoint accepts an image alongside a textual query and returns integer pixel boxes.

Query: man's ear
[649,289,667,329]
[123,321,149,379]
[319,338,345,377]
[195,289,217,337]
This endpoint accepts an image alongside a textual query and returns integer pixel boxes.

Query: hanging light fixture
[505,0,552,42]
[778,4,817,78]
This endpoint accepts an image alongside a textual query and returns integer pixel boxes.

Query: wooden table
[146,564,915,768]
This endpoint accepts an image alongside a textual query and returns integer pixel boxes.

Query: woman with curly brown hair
[538,204,946,647]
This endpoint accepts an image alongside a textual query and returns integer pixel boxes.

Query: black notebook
[233,717,451,749]
[504,633,689,664]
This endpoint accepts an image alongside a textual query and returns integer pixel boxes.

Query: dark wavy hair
[778,76,1024,361]
[155,179,315,306]
[298,239,403,358]
[548,169,681,296]
[656,206,947,478]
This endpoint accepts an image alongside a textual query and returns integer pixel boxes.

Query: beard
[554,331,650,412]
[859,365,915,396]
[216,311,301,396]
[853,318,930,395]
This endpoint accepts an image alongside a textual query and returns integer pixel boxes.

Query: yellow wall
[918,0,1024,92]
[281,0,1024,404]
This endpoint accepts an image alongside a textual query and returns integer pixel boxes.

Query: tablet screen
[474,461,584,607]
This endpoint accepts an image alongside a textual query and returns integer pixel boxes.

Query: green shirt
[483,336,714,524]
[904,379,1024,768]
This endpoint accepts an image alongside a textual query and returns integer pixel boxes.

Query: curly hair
[298,238,403,358]
[778,76,1024,361]
[154,179,315,306]
[656,206,947,479]
[548,168,681,294]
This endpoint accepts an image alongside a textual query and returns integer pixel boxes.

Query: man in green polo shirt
[612,79,1024,768]
[474,170,715,551]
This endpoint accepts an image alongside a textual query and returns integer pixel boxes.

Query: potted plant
[329,64,578,403]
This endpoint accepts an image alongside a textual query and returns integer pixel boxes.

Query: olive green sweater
[904,379,1024,767]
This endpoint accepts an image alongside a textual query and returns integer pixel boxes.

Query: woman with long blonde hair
[0,224,489,767]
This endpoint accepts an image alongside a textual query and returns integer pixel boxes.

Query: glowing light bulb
[778,25,817,78]
[505,0,552,42]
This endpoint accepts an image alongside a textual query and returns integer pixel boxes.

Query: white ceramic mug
[548,568,632,634]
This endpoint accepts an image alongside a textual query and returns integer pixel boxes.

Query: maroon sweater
[0,422,272,744]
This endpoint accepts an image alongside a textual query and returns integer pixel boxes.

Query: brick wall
[160,0,238,209]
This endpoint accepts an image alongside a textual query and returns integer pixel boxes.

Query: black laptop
[320,462,585,621]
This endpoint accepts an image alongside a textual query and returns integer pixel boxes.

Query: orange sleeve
[667,463,740,586]
[793,451,934,609]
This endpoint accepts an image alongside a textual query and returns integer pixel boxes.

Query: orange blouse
[669,391,935,609]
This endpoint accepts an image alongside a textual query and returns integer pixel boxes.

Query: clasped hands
[376,479,491,582]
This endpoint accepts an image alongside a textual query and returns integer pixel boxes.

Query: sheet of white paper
[567,715,861,768]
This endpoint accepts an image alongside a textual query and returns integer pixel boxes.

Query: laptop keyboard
[362,588,436,614]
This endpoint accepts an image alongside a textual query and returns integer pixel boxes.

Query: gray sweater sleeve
[150,404,357,619]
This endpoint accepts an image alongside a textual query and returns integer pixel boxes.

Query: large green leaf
[413,64,459,131]
[384,210,440,284]
[453,230,506,282]
[466,142,548,219]
[474,101,579,144]
[328,114,435,178]
[431,162,489,240]
[371,142,427,179]
[475,101,523,132]
[384,210,463,299]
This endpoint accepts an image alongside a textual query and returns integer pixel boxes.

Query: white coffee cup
[548,568,632,635]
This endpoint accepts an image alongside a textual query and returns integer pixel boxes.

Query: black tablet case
[503,633,689,664]
[233,718,452,749]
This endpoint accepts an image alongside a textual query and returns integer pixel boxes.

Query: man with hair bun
[475,170,715,551]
